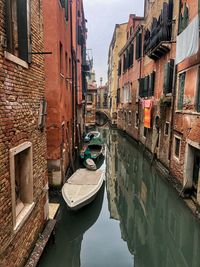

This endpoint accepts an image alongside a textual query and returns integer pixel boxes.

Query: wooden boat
[84,131,101,143]
[85,158,97,171]
[80,133,105,163]
[62,168,105,210]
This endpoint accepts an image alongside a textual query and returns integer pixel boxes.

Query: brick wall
[0,0,48,266]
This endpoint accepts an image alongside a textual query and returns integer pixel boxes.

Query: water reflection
[106,129,200,267]
[38,184,105,267]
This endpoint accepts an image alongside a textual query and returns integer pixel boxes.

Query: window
[5,0,32,63]
[60,42,63,74]
[128,44,134,67]
[117,88,120,106]
[123,84,131,103]
[87,94,93,103]
[135,112,139,128]
[64,0,68,21]
[165,122,170,136]
[139,72,155,97]
[178,1,189,34]
[136,32,142,60]
[65,52,68,77]
[123,54,126,72]
[143,127,148,138]
[60,0,65,8]
[128,111,132,125]
[163,59,174,94]
[177,72,186,110]
[118,59,122,76]
[174,136,181,159]
[10,142,34,231]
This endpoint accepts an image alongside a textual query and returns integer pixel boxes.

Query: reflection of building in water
[106,129,120,220]
[110,131,200,267]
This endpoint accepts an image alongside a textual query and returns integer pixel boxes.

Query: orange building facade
[43,0,87,186]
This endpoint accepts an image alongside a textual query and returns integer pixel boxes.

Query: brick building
[85,70,97,127]
[43,0,87,186]
[170,0,200,203]
[108,23,127,124]
[115,0,200,204]
[0,0,48,266]
[118,14,143,141]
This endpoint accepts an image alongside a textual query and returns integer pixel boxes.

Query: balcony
[144,1,173,60]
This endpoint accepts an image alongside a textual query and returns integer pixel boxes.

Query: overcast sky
[84,0,145,85]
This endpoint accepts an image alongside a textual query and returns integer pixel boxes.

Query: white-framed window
[10,142,34,232]
[174,135,181,160]
[5,0,32,63]
[123,83,131,103]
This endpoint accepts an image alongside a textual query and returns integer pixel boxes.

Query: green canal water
[38,128,200,267]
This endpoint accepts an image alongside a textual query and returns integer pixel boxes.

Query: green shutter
[5,0,13,52]
[139,78,145,97]
[178,72,186,110]
[163,59,174,94]
[65,0,68,20]
[136,32,142,59]
[17,0,32,63]
[60,0,65,8]
[149,71,155,96]
[144,76,149,97]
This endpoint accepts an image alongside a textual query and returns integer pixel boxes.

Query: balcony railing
[144,1,173,60]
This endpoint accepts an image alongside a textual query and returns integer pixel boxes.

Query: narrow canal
[38,128,200,267]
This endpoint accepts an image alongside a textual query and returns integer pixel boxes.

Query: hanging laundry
[176,15,199,64]
[144,108,151,128]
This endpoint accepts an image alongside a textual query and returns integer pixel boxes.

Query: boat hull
[62,169,105,211]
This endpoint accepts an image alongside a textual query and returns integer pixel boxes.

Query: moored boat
[61,168,104,210]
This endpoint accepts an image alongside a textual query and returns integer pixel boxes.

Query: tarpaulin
[176,15,199,64]
[144,108,151,128]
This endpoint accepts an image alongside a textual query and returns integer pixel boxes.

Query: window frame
[174,135,181,161]
[9,142,34,232]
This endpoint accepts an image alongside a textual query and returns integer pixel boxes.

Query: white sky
[84,0,145,85]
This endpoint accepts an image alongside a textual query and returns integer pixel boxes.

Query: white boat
[62,168,105,210]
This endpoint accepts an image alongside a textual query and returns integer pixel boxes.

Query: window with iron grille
[5,0,32,63]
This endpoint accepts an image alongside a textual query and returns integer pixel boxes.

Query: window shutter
[60,0,65,8]
[144,76,149,97]
[118,60,121,76]
[136,32,142,59]
[164,59,174,94]
[17,0,32,63]
[65,0,68,20]
[149,71,155,96]
[178,72,186,110]
[139,78,145,97]
[5,0,13,52]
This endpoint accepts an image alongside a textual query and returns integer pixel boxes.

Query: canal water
[38,128,200,267]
